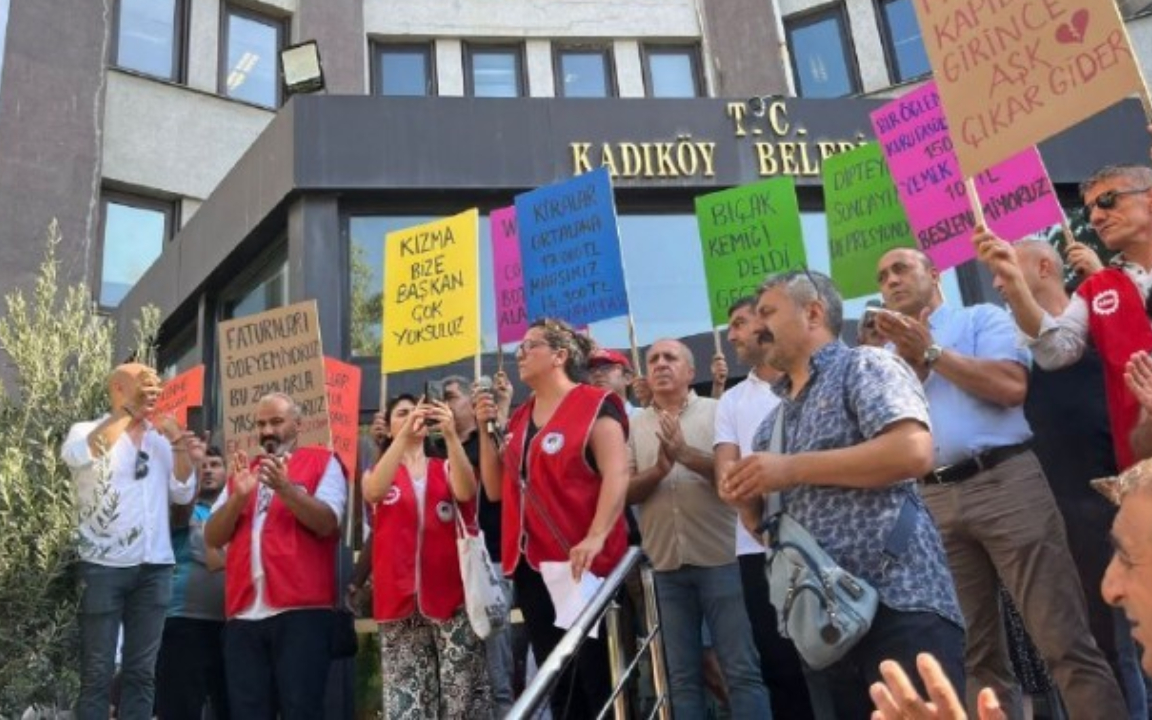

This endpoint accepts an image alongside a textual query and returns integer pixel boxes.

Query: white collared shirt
[211,455,346,621]
[715,370,780,556]
[62,415,196,567]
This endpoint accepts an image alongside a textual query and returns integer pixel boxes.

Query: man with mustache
[873,247,1124,718]
[204,392,347,719]
[720,270,963,717]
[628,338,770,718]
[62,362,205,720]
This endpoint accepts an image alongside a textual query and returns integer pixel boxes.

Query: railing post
[641,564,672,720]
[605,600,630,720]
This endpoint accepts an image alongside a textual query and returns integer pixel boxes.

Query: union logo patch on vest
[435,500,454,523]
[1092,289,1120,316]
[382,486,401,505]
[541,432,565,455]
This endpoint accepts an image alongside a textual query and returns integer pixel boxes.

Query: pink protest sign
[491,206,528,345]
[871,82,1064,270]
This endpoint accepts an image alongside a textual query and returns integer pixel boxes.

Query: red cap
[588,348,633,373]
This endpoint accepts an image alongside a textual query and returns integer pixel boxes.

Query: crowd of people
[61,159,1152,720]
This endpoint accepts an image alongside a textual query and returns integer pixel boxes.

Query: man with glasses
[588,348,640,417]
[976,164,1152,471]
[872,247,1125,717]
[62,362,205,720]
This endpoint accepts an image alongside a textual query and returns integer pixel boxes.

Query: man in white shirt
[713,297,816,719]
[204,392,346,719]
[62,362,204,720]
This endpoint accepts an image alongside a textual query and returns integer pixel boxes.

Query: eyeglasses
[516,339,551,355]
[1082,187,1152,223]
[134,451,150,481]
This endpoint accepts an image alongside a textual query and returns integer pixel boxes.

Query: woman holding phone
[362,394,491,719]
[475,318,631,719]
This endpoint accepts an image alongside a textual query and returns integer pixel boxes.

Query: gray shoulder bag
[762,409,915,670]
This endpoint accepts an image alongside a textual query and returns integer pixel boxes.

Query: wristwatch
[923,343,944,367]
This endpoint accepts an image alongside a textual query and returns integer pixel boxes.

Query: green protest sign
[823,143,915,299]
[695,178,806,327]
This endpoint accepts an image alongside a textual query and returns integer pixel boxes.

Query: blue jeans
[654,563,770,719]
[76,562,173,720]
[485,579,516,715]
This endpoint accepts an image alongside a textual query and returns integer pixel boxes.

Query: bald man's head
[108,363,160,414]
[1013,238,1065,297]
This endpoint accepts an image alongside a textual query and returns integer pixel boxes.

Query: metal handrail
[507,547,671,719]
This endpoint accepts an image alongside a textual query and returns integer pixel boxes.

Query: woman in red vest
[363,394,492,719]
[476,318,630,719]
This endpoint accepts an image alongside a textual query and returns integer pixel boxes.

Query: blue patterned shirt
[753,340,963,628]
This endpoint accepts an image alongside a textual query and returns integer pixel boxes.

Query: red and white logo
[1092,289,1120,316]
[382,487,401,505]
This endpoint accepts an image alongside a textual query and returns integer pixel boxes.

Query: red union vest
[371,458,477,622]
[1076,267,1152,470]
[501,384,628,578]
[224,446,340,617]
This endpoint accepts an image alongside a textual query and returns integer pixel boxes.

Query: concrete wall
[363,0,700,39]
[0,0,110,301]
[102,71,274,202]
[1127,15,1152,91]
[699,0,792,97]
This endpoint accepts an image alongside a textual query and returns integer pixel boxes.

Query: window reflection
[0,0,9,101]
[880,0,930,83]
[115,0,181,80]
[376,45,434,96]
[100,198,171,308]
[558,50,611,98]
[225,258,288,320]
[787,8,859,98]
[644,48,700,98]
[223,7,281,108]
[468,48,522,98]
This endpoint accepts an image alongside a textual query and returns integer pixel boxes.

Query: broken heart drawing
[1056,9,1089,44]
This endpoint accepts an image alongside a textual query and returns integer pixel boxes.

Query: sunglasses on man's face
[1081,187,1152,223]
[134,451,149,480]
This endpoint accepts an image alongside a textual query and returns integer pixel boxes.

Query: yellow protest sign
[217,300,331,456]
[382,209,480,372]
[910,0,1146,177]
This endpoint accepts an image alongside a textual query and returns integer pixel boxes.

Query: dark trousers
[223,609,334,720]
[813,604,966,719]
[739,553,816,720]
[514,562,612,719]
[156,617,230,720]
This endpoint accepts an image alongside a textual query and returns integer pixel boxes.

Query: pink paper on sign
[871,81,1064,271]
[491,206,528,345]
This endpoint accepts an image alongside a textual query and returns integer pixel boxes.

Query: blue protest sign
[514,167,630,327]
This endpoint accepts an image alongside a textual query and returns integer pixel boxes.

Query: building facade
[0,0,1149,412]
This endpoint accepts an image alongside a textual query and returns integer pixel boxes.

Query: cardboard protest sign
[491,206,528,345]
[515,168,630,327]
[218,300,330,456]
[871,82,1065,269]
[694,177,806,326]
[323,358,361,479]
[154,365,204,429]
[910,0,1144,177]
[382,210,480,372]
[823,144,917,299]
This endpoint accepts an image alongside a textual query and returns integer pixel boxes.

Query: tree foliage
[0,221,159,714]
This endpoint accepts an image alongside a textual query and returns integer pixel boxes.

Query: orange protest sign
[911,0,1146,177]
[323,358,362,480]
[154,365,204,428]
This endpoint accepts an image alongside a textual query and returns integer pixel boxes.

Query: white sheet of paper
[540,561,605,639]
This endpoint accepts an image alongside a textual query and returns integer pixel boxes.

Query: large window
[786,7,861,98]
[465,45,524,98]
[642,46,702,98]
[878,0,930,83]
[0,0,10,103]
[98,193,175,308]
[346,209,963,356]
[555,46,614,98]
[220,5,283,108]
[373,43,435,96]
[113,0,185,81]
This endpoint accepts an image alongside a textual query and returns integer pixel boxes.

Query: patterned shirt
[752,341,963,628]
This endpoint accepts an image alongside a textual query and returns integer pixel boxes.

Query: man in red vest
[976,164,1152,471]
[204,392,346,719]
